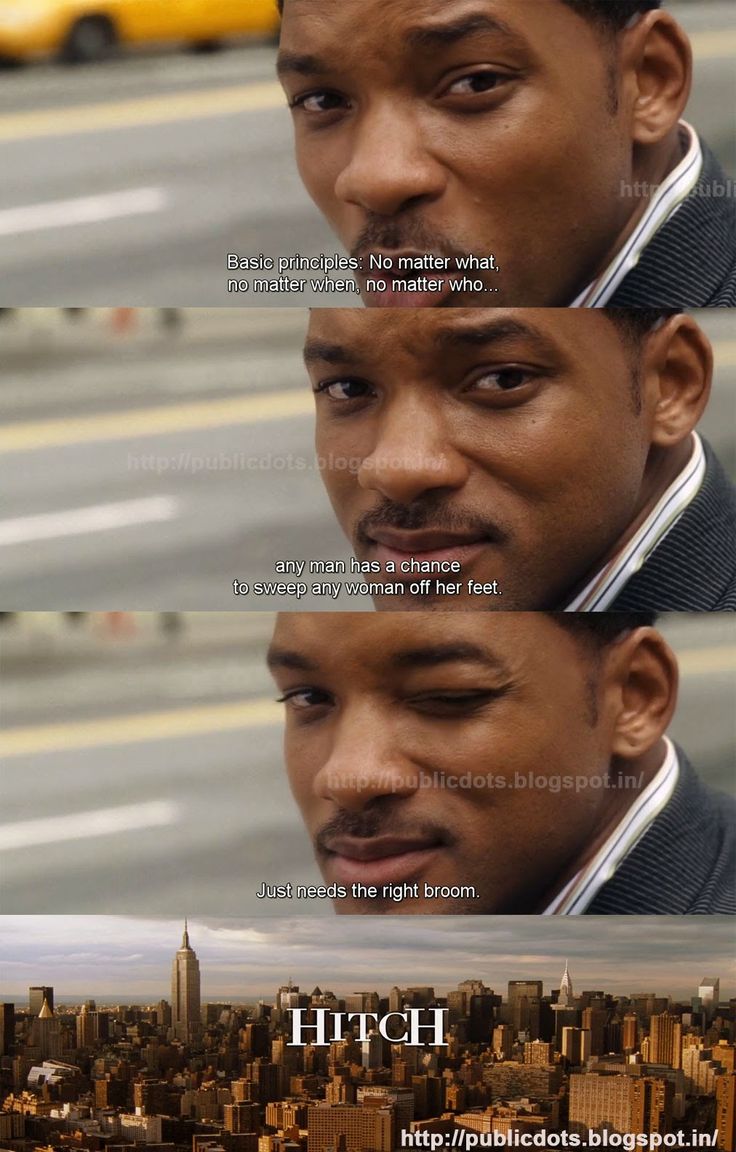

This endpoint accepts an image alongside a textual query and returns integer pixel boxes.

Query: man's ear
[620,12,692,145]
[641,315,712,448]
[601,628,678,760]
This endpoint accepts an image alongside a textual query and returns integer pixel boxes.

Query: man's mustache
[315,805,453,853]
[354,497,508,548]
[351,216,466,264]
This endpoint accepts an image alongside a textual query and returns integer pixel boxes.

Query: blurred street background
[0,1,733,306]
[0,610,734,915]
[0,307,733,610]
[0,307,361,609]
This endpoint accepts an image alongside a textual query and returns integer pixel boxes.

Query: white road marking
[0,800,180,851]
[0,496,178,546]
[0,186,167,237]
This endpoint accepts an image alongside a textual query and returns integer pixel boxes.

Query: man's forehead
[282,0,504,16]
[281,0,548,25]
[270,613,548,673]
[279,0,581,47]
[304,308,608,364]
[278,0,528,65]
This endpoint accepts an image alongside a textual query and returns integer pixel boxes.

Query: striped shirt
[544,737,679,915]
[571,122,703,307]
[565,432,706,612]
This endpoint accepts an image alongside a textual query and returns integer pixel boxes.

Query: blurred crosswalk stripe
[0,697,281,757]
[0,391,313,452]
[0,800,180,850]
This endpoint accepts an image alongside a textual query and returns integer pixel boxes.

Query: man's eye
[291,91,347,114]
[471,368,533,392]
[314,380,374,400]
[411,692,501,716]
[447,71,505,96]
[276,688,332,711]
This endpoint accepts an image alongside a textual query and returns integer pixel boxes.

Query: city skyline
[1,917,733,1001]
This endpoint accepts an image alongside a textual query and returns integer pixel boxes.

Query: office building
[29,987,54,1015]
[171,922,201,1044]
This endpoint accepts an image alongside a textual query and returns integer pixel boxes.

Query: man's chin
[323,866,498,914]
[331,892,494,915]
[358,282,505,310]
[370,579,508,611]
[371,592,506,612]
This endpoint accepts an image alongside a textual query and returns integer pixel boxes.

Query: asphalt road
[0,307,733,610]
[0,1,734,305]
[0,309,363,609]
[0,611,733,915]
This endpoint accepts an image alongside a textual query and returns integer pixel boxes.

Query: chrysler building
[558,961,574,1008]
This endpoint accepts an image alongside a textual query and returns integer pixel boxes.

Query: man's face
[306,308,653,610]
[278,0,636,307]
[269,612,623,914]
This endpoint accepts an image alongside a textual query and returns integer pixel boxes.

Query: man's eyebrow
[276,51,330,79]
[303,339,360,367]
[267,647,320,673]
[405,12,524,52]
[390,643,511,676]
[433,319,561,358]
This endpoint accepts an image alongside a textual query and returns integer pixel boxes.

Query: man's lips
[321,835,444,888]
[366,528,491,570]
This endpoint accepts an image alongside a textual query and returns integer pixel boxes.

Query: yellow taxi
[0,0,280,63]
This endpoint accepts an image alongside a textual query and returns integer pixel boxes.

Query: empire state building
[171,921,201,1042]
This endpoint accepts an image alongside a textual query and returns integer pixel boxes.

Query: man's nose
[314,704,418,813]
[358,395,469,504]
[334,101,446,217]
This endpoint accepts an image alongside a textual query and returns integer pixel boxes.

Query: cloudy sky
[1,917,733,1004]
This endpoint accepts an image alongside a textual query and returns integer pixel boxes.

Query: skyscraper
[649,1012,682,1069]
[35,997,61,1059]
[558,963,574,1008]
[493,1024,514,1060]
[171,921,201,1043]
[508,980,543,1036]
[716,1073,736,1152]
[699,978,720,1021]
[623,1014,639,1053]
[552,963,578,1051]
[76,1002,96,1048]
[0,1004,14,1058]
[361,1029,383,1069]
[562,1026,591,1067]
[29,987,54,1015]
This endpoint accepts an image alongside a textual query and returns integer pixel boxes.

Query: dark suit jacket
[586,751,736,914]
[610,440,736,611]
[609,141,736,308]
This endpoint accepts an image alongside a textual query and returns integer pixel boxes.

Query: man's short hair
[275,1,663,23]
[604,309,678,413]
[549,613,660,725]
[606,308,677,346]
[562,2,662,32]
[549,613,659,650]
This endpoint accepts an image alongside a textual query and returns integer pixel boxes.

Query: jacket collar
[608,137,736,308]
[610,438,736,611]
[585,750,735,913]
[571,123,703,307]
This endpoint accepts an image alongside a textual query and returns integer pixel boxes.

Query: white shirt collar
[571,122,703,307]
[544,737,680,915]
[565,432,706,612]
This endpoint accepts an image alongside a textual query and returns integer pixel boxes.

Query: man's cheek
[287,760,313,810]
[297,151,325,203]
[331,475,360,529]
